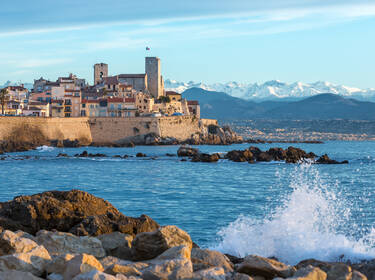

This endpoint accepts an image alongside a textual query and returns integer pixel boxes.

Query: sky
[0,0,374,88]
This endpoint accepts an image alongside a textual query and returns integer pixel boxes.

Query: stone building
[94,63,108,85]
[145,57,164,99]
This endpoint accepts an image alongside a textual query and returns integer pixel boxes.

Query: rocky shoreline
[0,124,243,155]
[0,190,370,280]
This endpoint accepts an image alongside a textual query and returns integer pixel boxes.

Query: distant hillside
[182,88,375,120]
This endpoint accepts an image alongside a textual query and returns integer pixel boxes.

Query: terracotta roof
[188,100,199,105]
[29,101,48,106]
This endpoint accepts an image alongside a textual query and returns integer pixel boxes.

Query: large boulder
[274,265,327,280]
[0,190,159,236]
[192,267,226,279]
[191,248,233,272]
[285,147,315,163]
[235,255,296,279]
[36,230,106,258]
[97,232,133,260]
[316,154,348,164]
[46,253,76,274]
[62,254,104,280]
[0,244,52,276]
[0,230,39,256]
[131,225,192,261]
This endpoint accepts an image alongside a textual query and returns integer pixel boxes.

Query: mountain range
[182,87,375,120]
[165,79,375,101]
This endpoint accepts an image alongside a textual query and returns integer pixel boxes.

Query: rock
[226,150,254,162]
[63,139,81,148]
[191,153,220,163]
[225,254,244,265]
[177,146,199,157]
[297,259,367,280]
[72,269,117,280]
[352,270,368,280]
[57,153,69,157]
[46,253,76,274]
[0,190,159,236]
[235,255,296,279]
[105,263,142,277]
[316,154,348,164]
[266,148,286,161]
[193,267,226,279]
[249,146,262,158]
[352,260,375,279]
[0,230,39,256]
[36,230,105,258]
[141,245,193,280]
[131,225,192,261]
[47,273,64,280]
[136,153,147,158]
[285,146,315,163]
[63,254,104,280]
[191,248,233,272]
[0,270,44,280]
[0,244,52,276]
[281,265,327,280]
[256,152,273,162]
[97,232,133,260]
[231,273,255,280]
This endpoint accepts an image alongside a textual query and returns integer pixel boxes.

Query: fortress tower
[145,57,164,99]
[94,63,108,85]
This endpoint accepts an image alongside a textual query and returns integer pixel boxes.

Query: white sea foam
[214,163,375,264]
[36,145,54,152]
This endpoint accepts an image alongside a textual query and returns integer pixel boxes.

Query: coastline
[0,189,371,279]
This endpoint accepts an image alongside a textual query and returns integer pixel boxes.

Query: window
[118,104,121,109]
[82,103,86,108]
[110,104,115,109]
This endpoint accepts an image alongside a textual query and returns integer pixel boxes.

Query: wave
[214,163,375,264]
[36,145,55,152]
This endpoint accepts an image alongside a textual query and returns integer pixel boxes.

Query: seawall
[0,116,218,144]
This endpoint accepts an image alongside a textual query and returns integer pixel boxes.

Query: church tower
[94,63,108,85]
[145,57,164,99]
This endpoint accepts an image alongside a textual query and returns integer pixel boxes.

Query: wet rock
[165,153,175,157]
[177,146,199,157]
[226,150,254,162]
[266,148,287,161]
[235,255,296,279]
[191,153,220,163]
[62,253,104,280]
[136,153,147,157]
[36,230,105,258]
[225,254,244,265]
[0,244,52,276]
[285,146,315,163]
[191,248,234,272]
[75,151,107,157]
[316,154,348,164]
[256,152,273,162]
[127,142,135,147]
[0,190,159,236]
[57,153,69,157]
[62,139,81,148]
[352,259,375,279]
[131,225,192,261]
[249,147,262,158]
[97,232,133,260]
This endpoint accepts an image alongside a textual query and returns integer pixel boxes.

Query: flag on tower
[146,46,150,51]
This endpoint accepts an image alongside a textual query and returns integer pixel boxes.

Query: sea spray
[214,163,375,264]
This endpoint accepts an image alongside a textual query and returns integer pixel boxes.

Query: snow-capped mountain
[0,81,33,90]
[165,79,375,101]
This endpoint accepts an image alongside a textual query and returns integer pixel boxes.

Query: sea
[2,141,375,265]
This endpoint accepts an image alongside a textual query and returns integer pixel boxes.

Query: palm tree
[0,88,9,115]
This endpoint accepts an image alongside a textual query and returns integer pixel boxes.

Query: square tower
[94,63,108,85]
[145,57,163,99]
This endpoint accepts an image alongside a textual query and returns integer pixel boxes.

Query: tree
[158,96,171,103]
[0,88,9,115]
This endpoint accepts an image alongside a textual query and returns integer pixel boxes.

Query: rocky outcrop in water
[177,145,347,164]
[0,190,159,236]
[0,190,371,279]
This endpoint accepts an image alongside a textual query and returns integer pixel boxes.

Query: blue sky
[0,0,375,88]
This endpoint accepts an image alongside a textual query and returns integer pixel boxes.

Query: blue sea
[2,141,375,264]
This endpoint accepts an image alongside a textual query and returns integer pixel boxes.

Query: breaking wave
[214,163,375,264]
[36,145,55,152]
